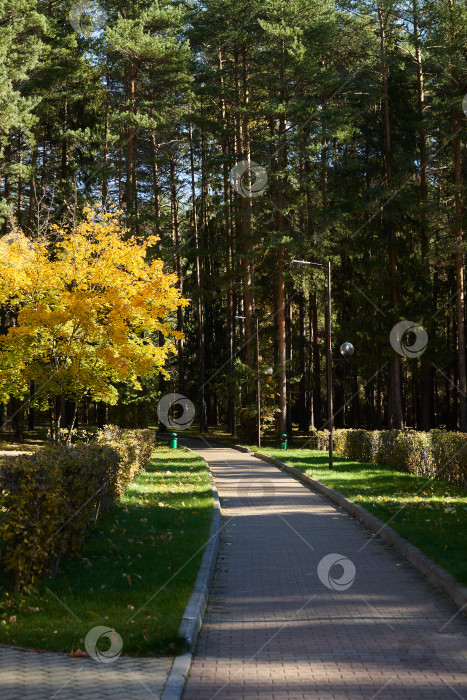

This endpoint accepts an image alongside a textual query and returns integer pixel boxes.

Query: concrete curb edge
[251,450,467,615]
[161,451,221,700]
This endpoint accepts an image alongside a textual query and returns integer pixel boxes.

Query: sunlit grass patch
[0,444,213,656]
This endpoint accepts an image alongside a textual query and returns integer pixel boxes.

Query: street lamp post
[292,260,353,471]
[325,261,333,469]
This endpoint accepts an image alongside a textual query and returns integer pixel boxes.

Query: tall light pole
[292,260,334,469]
[236,315,261,447]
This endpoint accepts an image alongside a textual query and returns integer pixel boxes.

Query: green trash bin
[280,433,287,450]
[170,432,178,449]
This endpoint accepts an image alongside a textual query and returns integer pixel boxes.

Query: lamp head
[340,342,354,358]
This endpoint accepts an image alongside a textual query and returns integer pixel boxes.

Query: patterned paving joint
[181,440,467,700]
[0,645,173,699]
[1,440,466,700]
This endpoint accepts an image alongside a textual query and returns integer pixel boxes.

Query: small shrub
[331,427,467,489]
[334,429,373,462]
[49,427,98,444]
[0,426,155,589]
[316,430,330,450]
[430,430,467,489]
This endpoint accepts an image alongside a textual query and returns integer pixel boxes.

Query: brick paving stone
[0,645,173,699]
[181,440,467,700]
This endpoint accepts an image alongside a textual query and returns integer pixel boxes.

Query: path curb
[161,451,221,700]
[252,450,467,615]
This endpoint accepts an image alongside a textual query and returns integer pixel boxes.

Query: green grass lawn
[251,448,467,586]
[0,444,213,656]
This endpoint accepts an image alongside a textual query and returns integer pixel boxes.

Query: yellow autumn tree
[0,208,187,436]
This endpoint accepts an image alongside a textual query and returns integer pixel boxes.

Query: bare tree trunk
[66,403,79,446]
[17,132,23,228]
[411,0,433,430]
[311,292,322,428]
[218,48,236,435]
[378,3,404,428]
[276,38,287,437]
[453,102,466,430]
[3,142,11,234]
[234,48,255,372]
[170,154,185,392]
[150,125,161,236]
[126,58,138,232]
[448,0,466,429]
[118,144,123,207]
[27,138,38,234]
[61,99,68,182]
[102,67,110,210]
[298,289,308,431]
[189,121,207,432]
[277,245,287,436]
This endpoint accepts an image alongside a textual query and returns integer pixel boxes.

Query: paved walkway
[181,440,467,700]
[0,440,174,700]
[0,646,173,699]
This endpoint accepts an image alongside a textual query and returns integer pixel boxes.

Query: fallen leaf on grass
[70,648,88,658]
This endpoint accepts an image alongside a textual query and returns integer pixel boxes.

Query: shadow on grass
[0,447,213,656]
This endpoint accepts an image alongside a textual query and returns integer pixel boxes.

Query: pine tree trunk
[3,142,11,234]
[378,3,404,428]
[150,125,160,236]
[102,68,110,209]
[453,107,466,430]
[218,48,236,435]
[298,289,308,431]
[118,144,123,207]
[17,132,23,227]
[170,155,185,392]
[413,0,433,430]
[189,122,207,432]
[311,292,322,428]
[61,99,68,182]
[448,0,467,429]
[276,39,288,437]
[234,48,255,373]
[126,59,138,231]
[277,244,287,436]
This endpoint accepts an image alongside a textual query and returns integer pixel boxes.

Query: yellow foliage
[0,208,187,404]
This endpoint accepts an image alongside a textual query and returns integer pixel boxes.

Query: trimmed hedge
[0,426,155,589]
[331,428,467,489]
